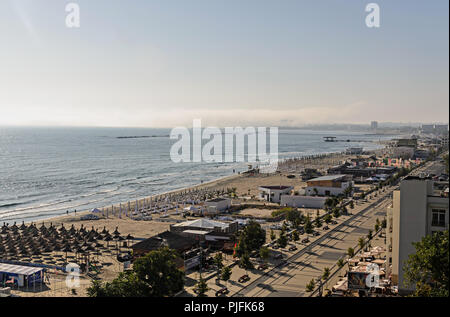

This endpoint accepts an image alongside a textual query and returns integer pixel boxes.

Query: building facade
[259,186,293,203]
[305,175,353,197]
[387,177,449,294]
[280,195,327,209]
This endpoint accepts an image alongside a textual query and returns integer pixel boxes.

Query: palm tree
[358,237,366,251]
[259,247,269,265]
[221,266,232,289]
[194,274,209,297]
[337,258,345,270]
[306,278,316,292]
[322,267,331,289]
[347,247,355,258]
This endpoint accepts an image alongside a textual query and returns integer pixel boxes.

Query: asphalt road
[232,157,447,297]
[233,187,395,297]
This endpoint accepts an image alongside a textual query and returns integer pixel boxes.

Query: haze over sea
[0,127,395,225]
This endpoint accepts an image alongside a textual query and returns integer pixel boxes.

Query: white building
[259,186,293,203]
[280,195,327,209]
[204,198,232,214]
[387,177,449,294]
[304,175,353,197]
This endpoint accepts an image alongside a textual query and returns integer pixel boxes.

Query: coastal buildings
[0,263,44,287]
[204,198,232,214]
[170,218,238,245]
[304,175,353,197]
[386,176,449,294]
[422,124,449,135]
[280,195,327,209]
[258,186,293,203]
[371,121,378,130]
[131,231,197,258]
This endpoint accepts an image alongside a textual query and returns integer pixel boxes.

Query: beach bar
[0,263,44,287]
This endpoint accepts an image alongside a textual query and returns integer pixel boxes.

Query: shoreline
[4,145,387,227]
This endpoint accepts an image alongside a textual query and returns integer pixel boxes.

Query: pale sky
[0,0,448,128]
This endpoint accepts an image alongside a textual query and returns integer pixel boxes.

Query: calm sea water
[0,127,394,224]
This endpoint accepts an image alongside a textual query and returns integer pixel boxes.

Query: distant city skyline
[0,0,448,128]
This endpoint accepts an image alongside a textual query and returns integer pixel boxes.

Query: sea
[0,127,395,225]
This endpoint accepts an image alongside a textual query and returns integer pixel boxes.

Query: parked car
[215,287,229,297]
[323,226,329,230]
[301,238,310,243]
[257,263,268,270]
[273,253,283,260]
[238,275,250,283]
[312,231,320,237]
[288,246,297,252]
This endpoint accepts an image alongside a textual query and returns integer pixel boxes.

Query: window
[431,209,446,227]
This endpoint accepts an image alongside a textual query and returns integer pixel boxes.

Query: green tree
[315,216,322,228]
[194,274,209,297]
[375,223,380,233]
[332,208,340,218]
[358,237,366,251]
[239,252,254,272]
[324,198,334,211]
[214,252,224,278]
[270,229,276,242]
[87,247,184,297]
[323,214,332,224]
[86,271,148,297]
[347,247,355,258]
[259,246,270,263]
[322,267,331,288]
[235,220,266,257]
[404,230,449,297]
[306,278,316,292]
[286,208,301,228]
[337,258,345,269]
[281,222,288,234]
[349,200,354,209]
[221,266,232,287]
[304,216,313,234]
[277,232,288,248]
[292,230,299,241]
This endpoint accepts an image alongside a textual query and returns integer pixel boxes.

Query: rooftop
[173,218,229,230]
[0,263,44,276]
[307,175,347,182]
[131,231,196,252]
[259,186,293,190]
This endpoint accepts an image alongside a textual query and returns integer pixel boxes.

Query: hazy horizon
[1,0,448,128]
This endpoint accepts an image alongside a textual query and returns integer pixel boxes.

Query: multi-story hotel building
[386,176,449,294]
